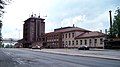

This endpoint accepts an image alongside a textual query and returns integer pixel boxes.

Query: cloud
[83,10,115,32]
[45,20,60,33]
[61,15,86,27]
[1,0,120,39]
[59,10,110,33]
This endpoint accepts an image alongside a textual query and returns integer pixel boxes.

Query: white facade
[62,31,105,48]
[76,37,105,48]
[46,26,106,48]
[62,31,85,48]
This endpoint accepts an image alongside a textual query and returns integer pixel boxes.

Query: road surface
[0,48,120,67]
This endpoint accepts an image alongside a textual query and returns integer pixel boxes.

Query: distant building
[45,26,106,48]
[23,15,45,48]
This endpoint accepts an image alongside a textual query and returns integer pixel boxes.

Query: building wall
[23,16,45,48]
[45,32,62,48]
[62,31,84,48]
[45,27,105,49]
[76,37,105,48]
[45,31,105,48]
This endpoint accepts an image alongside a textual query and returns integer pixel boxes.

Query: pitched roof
[54,27,90,33]
[75,31,105,39]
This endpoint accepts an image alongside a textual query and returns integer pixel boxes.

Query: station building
[17,14,106,49]
[45,26,106,48]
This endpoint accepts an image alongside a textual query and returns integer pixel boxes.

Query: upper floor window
[69,33,71,38]
[72,33,74,38]
[66,34,67,38]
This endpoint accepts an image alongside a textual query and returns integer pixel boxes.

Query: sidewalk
[30,48,120,60]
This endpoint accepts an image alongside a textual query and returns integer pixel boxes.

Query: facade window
[72,40,74,45]
[62,35,64,38]
[69,33,71,38]
[80,40,82,45]
[85,40,87,45]
[72,33,74,38]
[69,41,71,45]
[100,38,103,44]
[94,39,97,43]
[66,41,67,45]
[66,34,67,38]
[89,39,92,44]
[76,40,78,45]
[62,41,64,46]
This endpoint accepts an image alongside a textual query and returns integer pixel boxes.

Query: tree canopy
[0,0,7,17]
[112,7,120,38]
[0,0,11,43]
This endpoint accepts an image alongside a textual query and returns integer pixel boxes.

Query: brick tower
[23,14,45,48]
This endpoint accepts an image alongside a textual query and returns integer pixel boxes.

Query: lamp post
[0,21,2,47]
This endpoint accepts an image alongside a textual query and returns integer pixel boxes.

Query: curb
[31,50,120,61]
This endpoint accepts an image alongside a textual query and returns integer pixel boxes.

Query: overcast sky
[1,0,120,39]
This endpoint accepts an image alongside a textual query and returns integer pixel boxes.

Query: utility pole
[109,10,113,38]
[0,21,2,47]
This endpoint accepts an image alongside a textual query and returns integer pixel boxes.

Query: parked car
[78,45,89,50]
[32,45,41,49]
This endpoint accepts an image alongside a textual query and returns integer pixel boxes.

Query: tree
[0,0,11,46]
[112,7,120,38]
[5,44,13,48]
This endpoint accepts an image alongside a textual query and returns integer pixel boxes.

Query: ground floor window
[62,41,64,46]
[80,40,82,45]
[69,41,71,45]
[89,39,92,46]
[100,38,103,44]
[94,39,97,44]
[76,40,78,45]
[85,40,87,45]
[72,41,74,45]
[66,41,67,45]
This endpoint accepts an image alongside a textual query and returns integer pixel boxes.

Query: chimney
[34,14,36,17]
[109,10,112,29]
[31,14,33,17]
[38,16,40,18]
[105,29,107,34]
[38,13,40,18]
[73,24,75,27]
[100,30,102,33]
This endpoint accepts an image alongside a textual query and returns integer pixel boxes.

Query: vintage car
[78,45,89,50]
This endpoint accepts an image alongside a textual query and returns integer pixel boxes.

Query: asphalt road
[0,48,120,67]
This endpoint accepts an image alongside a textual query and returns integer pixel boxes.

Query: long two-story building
[45,26,106,48]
